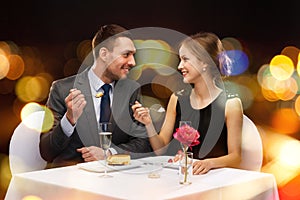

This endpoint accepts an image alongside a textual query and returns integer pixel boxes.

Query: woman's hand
[192,159,213,175]
[131,101,152,125]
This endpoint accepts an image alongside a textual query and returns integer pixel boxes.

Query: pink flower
[173,124,200,147]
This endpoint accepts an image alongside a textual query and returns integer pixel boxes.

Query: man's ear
[99,47,108,62]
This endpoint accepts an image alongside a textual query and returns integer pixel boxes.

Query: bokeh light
[294,95,300,117]
[222,37,243,51]
[0,41,11,56]
[271,108,300,134]
[0,154,11,198]
[20,102,54,133]
[151,82,172,99]
[40,105,54,133]
[257,51,299,103]
[151,73,180,96]
[278,140,300,169]
[270,55,294,81]
[15,75,50,102]
[261,87,280,102]
[297,52,300,78]
[128,65,143,80]
[0,54,10,80]
[153,63,177,76]
[6,54,25,80]
[274,78,298,101]
[226,50,249,75]
[281,46,300,67]
[134,39,174,67]
[257,64,271,87]
[279,174,300,200]
[261,130,300,190]
[36,72,54,86]
[291,72,300,94]
[77,40,92,62]
[21,102,44,122]
[22,195,42,200]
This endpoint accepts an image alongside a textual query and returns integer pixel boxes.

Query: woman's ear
[99,47,108,62]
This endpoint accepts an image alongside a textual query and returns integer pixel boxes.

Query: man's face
[104,37,136,81]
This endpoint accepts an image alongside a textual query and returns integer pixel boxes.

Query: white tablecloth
[5,157,279,200]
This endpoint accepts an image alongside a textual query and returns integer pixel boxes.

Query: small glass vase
[179,150,193,185]
[179,143,192,185]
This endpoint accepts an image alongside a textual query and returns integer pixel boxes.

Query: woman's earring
[202,67,207,72]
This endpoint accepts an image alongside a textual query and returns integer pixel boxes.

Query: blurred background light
[271,108,300,134]
[6,55,24,80]
[270,55,294,81]
[226,50,249,75]
[222,37,243,51]
[20,102,54,133]
[0,55,9,80]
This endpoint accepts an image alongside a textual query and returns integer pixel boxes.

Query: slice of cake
[107,154,131,165]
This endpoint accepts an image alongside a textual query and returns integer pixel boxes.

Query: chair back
[9,111,47,174]
[240,114,263,171]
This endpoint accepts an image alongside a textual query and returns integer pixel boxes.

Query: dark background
[1,0,300,198]
[2,1,299,45]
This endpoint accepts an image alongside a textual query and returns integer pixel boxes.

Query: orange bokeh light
[0,54,9,80]
[6,54,25,80]
[294,96,300,116]
[271,108,300,134]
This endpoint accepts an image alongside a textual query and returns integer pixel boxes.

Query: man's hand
[77,146,107,162]
[65,88,87,125]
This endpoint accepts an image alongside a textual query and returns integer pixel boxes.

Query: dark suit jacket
[40,68,152,168]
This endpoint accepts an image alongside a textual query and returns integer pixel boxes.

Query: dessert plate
[77,160,142,173]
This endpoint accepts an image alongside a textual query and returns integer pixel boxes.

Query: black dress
[164,89,228,159]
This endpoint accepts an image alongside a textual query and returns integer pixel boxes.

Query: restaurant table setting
[5,156,279,200]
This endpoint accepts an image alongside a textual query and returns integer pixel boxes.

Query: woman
[132,32,243,174]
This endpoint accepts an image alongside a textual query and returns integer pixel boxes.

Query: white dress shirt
[61,66,117,154]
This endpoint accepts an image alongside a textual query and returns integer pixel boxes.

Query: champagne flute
[98,122,113,178]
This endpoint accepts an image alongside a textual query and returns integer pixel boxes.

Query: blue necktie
[100,84,111,122]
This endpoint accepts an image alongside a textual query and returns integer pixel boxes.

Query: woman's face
[178,44,207,84]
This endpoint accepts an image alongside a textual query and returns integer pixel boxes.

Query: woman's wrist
[145,123,157,137]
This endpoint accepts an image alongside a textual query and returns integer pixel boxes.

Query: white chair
[240,114,263,171]
[9,111,47,175]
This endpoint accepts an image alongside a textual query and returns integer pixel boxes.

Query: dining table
[5,156,279,200]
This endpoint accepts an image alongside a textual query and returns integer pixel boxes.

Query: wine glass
[98,122,113,178]
[179,120,192,127]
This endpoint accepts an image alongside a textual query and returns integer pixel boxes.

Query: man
[40,24,152,168]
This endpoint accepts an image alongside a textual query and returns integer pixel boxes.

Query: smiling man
[40,24,152,168]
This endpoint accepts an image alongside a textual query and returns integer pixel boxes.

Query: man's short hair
[92,24,132,59]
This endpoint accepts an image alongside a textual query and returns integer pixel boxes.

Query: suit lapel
[74,69,99,146]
